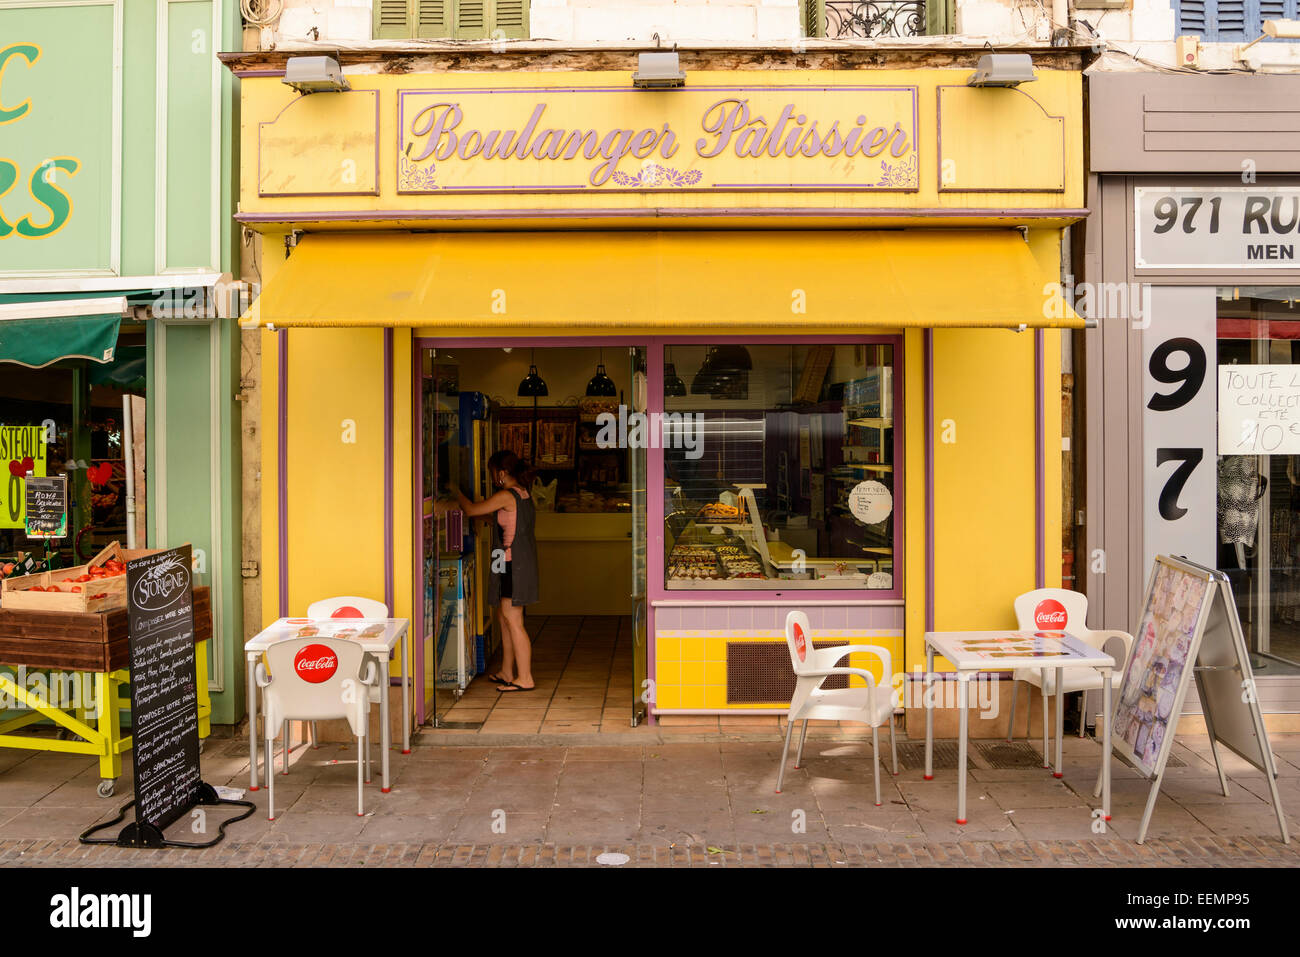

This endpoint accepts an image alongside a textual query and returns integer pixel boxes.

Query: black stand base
[79,779,257,849]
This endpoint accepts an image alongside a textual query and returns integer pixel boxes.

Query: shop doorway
[0,343,147,573]
[415,343,648,730]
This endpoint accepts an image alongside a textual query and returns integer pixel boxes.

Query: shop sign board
[1110,555,1289,845]
[23,473,66,538]
[0,425,48,529]
[125,545,201,835]
[1135,187,1300,269]
[1218,364,1300,454]
[1141,288,1217,575]
[396,85,919,194]
[0,10,117,274]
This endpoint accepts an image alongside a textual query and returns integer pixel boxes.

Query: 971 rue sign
[1135,187,1300,269]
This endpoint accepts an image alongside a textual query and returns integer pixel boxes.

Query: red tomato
[70,586,81,593]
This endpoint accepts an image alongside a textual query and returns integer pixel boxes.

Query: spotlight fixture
[282,55,351,95]
[632,51,686,90]
[966,53,1037,88]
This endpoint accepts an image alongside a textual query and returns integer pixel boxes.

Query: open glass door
[630,345,648,726]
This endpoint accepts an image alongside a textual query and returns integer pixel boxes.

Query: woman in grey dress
[453,450,539,691]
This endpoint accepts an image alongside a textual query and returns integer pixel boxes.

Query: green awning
[0,297,126,368]
[89,344,146,390]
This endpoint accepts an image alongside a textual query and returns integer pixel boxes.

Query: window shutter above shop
[374,0,412,38]
[416,0,450,37]
[494,0,529,38]
[1175,0,1296,39]
[373,0,530,39]
[1178,0,1209,34]
[1214,0,1248,39]
[455,0,489,38]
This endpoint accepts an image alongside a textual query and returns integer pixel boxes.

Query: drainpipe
[122,395,136,549]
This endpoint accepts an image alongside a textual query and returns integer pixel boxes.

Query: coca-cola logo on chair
[793,622,807,662]
[1034,599,1069,631]
[294,644,338,683]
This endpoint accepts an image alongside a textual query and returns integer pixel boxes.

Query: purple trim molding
[924,328,934,633]
[236,207,1091,225]
[1034,329,1045,589]
[278,328,289,618]
[384,329,395,614]
[411,346,426,724]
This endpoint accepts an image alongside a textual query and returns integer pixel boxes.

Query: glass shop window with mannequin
[662,343,898,591]
[1216,287,1300,672]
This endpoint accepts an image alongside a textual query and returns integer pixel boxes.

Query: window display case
[662,343,898,591]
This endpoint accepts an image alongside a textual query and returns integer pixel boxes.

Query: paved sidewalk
[0,731,1297,866]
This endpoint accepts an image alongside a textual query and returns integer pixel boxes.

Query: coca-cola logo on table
[1034,599,1069,630]
[793,622,807,662]
[294,644,338,683]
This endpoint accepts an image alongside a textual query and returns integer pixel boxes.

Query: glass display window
[661,341,900,592]
[1215,286,1300,672]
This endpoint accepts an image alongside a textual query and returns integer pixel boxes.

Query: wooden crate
[0,542,129,614]
[0,586,211,672]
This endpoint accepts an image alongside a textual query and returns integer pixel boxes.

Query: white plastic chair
[256,636,378,820]
[775,611,899,806]
[1006,588,1134,767]
[302,596,390,752]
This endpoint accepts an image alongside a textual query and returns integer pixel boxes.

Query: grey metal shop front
[1081,71,1300,716]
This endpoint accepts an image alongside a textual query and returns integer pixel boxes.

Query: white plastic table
[923,630,1114,825]
[244,617,410,794]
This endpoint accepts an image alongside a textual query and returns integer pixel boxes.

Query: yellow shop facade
[224,44,1087,731]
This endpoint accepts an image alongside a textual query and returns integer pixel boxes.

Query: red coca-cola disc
[793,622,807,662]
[294,644,338,683]
[1034,599,1069,630]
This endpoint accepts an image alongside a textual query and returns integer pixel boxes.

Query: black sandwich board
[79,544,253,848]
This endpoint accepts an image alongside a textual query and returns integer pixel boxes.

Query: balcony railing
[825,0,926,38]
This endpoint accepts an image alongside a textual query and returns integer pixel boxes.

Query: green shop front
[0,0,245,726]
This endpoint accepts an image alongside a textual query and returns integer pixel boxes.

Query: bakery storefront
[226,45,1086,730]
[1084,72,1300,720]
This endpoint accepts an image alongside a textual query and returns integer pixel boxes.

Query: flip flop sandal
[498,683,537,692]
[485,672,510,684]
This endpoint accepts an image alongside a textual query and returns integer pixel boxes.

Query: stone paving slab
[1,733,1298,866]
[2,836,1299,867]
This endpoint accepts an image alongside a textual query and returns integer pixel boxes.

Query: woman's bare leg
[496,604,517,683]
[499,599,534,689]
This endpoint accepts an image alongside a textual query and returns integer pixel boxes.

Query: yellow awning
[240,230,1083,332]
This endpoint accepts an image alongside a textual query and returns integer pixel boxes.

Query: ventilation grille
[726,641,848,704]
[975,741,1044,769]
[895,741,973,771]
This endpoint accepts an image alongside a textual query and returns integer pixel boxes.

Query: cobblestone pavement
[1,730,1298,866]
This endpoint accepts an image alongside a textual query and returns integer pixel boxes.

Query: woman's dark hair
[488,450,535,487]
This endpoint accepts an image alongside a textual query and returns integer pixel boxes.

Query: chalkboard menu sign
[125,544,201,835]
[24,474,66,538]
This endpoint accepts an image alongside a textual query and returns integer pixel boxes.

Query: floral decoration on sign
[610,164,703,188]
[875,154,918,188]
[399,157,438,191]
